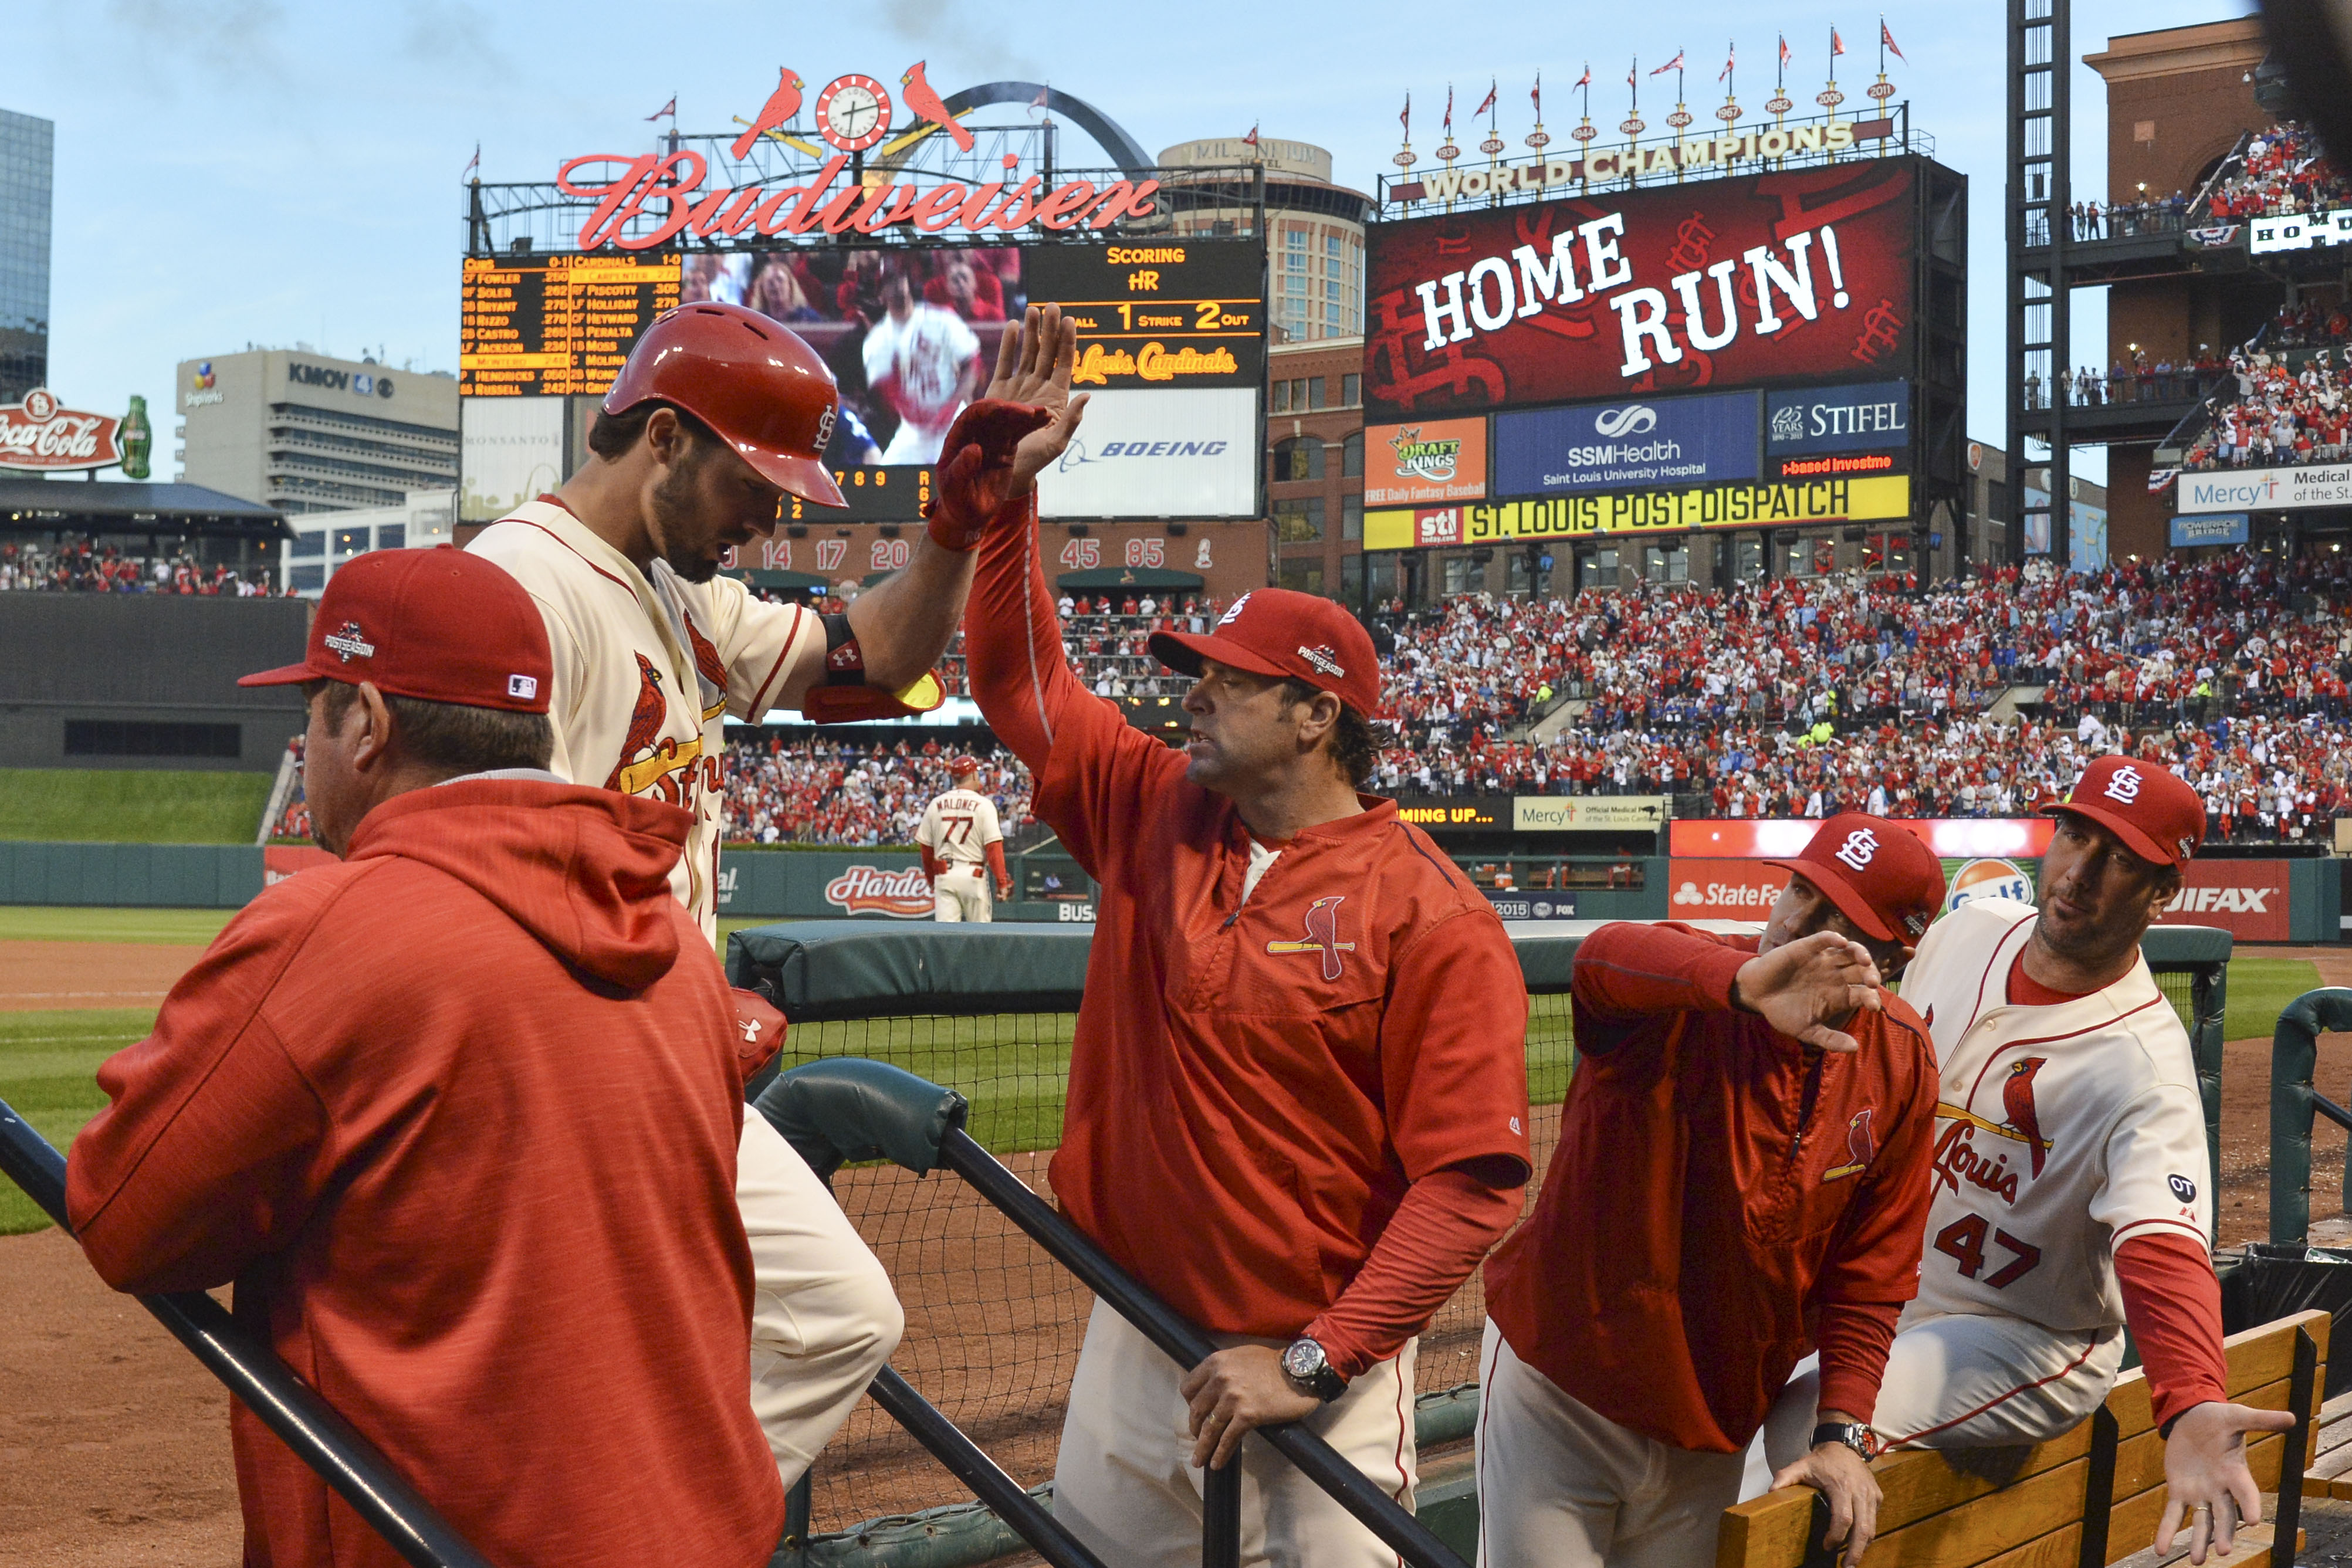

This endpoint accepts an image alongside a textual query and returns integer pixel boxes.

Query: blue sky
[4,0,2253,482]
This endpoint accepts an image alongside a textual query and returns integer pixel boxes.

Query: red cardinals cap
[238,548,553,714]
[604,302,845,509]
[1765,812,1946,944]
[1149,590,1385,717]
[2043,756,2205,868]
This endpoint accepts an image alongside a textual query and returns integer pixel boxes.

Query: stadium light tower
[2006,0,2072,570]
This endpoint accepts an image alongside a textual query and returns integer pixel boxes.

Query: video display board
[1362,158,1922,421]
[460,238,1265,522]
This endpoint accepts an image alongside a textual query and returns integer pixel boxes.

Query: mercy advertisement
[1494,390,1761,497]
[2177,465,2352,514]
[1363,158,1921,421]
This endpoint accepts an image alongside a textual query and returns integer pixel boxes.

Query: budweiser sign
[0,388,122,472]
[824,864,935,918]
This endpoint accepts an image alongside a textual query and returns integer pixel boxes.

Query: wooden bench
[1716,1309,2329,1568]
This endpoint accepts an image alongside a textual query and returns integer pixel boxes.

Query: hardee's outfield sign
[1364,475,1909,547]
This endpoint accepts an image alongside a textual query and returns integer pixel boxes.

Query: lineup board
[458,254,683,396]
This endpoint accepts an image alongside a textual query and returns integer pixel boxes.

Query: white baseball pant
[1742,1311,2125,1496]
[1474,1320,1747,1568]
[1051,1299,1417,1568]
[736,1110,905,1487]
[931,865,993,923]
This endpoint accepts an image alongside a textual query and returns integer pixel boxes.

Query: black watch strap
[1812,1421,1877,1460]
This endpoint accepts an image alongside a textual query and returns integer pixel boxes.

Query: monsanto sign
[0,388,122,472]
[1666,859,1788,921]
[824,864,934,918]
[2153,861,2289,942]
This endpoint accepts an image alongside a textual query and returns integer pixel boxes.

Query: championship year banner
[1363,158,1920,421]
[1363,475,1910,547]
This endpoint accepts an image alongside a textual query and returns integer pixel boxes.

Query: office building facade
[177,348,459,515]
[1160,137,1370,345]
[0,108,52,405]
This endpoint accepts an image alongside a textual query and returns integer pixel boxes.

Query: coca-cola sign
[823,863,935,918]
[0,388,123,472]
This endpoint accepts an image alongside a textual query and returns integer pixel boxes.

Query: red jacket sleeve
[1571,921,1757,1055]
[2116,1232,2229,1432]
[963,490,1185,882]
[1302,1167,1521,1379]
[66,895,332,1294]
[1814,1301,1903,1423]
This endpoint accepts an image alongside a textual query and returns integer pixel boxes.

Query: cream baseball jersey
[915,789,1003,868]
[470,500,825,938]
[1899,899,2211,1333]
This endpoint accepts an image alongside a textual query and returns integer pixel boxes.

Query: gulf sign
[2153,861,2289,943]
[1494,391,1761,497]
[1364,158,1920,420]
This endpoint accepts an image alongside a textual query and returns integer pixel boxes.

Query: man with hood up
[66,549,786,1568]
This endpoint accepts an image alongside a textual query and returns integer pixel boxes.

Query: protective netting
[786,968,2219,1536]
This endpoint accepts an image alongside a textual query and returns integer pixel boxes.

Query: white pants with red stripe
[932,865,993,922]
[1475,1320,1748,1568]
[1743,1310,2125,1495]
[1051,1299,1416,1568]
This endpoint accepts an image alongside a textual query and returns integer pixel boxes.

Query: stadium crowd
[0,540,282,594]
[2181,344,2348,472]
[2198,119,2350,221]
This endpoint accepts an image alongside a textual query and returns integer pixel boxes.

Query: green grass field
[0,906,238,944]
[0,953,2326,1238]
[0,768,272,844]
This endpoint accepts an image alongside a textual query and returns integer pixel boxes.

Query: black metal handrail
[0,1096,495,1568]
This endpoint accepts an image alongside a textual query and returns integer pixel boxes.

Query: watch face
[1282,1340,1324,1379]
[817,74,894,152]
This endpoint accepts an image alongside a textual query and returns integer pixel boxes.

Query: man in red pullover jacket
[933,305,1532,1566]
[66,550,784,1568]
[1480,815,1947,1568]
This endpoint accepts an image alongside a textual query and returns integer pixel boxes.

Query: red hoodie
[67,778,784,1568]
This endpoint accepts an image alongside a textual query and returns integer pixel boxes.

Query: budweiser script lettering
[824,864,935,917]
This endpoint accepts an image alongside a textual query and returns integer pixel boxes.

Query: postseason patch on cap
[1297,644,1346,679]
[322,621,376,663]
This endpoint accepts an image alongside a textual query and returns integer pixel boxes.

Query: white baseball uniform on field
[471,500,904,1488]
[915,787,1003,922]
[863,304,979,463]
[1751,897,2208,1475]
[1052,1301,1417,1568]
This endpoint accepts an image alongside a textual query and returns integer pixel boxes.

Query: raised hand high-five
[923,304,1091,552]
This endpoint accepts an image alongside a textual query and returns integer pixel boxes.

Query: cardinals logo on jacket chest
[1265,895,1355,981]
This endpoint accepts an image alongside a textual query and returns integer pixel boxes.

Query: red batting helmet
[603,302,845,508]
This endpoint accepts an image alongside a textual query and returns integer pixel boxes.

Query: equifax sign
[2153,861,2290,942]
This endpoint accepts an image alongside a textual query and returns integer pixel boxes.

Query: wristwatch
[1812,1421,1877,1461]
[1280,1337,1348,1403]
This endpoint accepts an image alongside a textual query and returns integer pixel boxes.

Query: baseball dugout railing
[729,919,2233,1568]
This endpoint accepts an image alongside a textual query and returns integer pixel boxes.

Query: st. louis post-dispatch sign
[2177,464,2352,514]
[1493,390,1760,497]
[1364,474,1910,547]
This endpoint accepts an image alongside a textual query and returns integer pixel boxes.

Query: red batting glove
[925,399,1052,551]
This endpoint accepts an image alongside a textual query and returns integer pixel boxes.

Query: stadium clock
[816,74,893,153]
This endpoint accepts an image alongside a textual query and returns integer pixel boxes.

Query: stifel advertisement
[1363,159,1919,420]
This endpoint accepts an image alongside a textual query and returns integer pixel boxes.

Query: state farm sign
[1667,858,1786,920]
[0,388,122,472]
[2153,861,2290,943]
[824,864,934,918]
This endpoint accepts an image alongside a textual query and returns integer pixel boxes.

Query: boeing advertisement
[1494,390,1761,498]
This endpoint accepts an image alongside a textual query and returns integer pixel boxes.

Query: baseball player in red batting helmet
[1761,758,2285,1566]
[468,299,1007,1488]
[1481,813,1947,1568]
[952,303,1532,1566]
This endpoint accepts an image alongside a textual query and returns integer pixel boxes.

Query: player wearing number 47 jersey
[916,756,1011,921]
[1758,757,2290,1567]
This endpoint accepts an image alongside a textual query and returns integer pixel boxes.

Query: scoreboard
[459,253,682,396]
[1024,241,1265,388]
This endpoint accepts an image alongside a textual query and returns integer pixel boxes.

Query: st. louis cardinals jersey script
[915,789,1003,867]
[471,500,826,939]
[1900,899,2212,1333]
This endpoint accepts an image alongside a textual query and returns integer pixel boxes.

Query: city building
[1265,336,1369,601]
[1160,138,1370,344]
[280,486,457,597]
[0,107,52,404]
[176,348,459,516]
